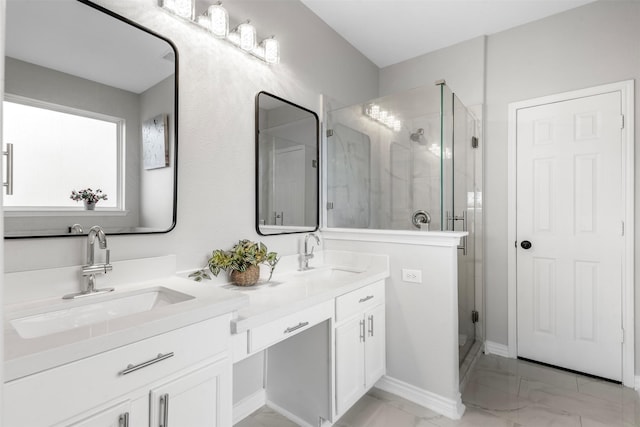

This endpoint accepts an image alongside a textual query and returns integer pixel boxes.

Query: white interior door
[273,146,305,226]
[516,91,623,381]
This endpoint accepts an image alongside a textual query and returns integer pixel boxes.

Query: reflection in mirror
[3,0,178,238]
[256,92,319,235]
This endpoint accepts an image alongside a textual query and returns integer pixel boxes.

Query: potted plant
[190,239,279,286]
[70,188,108,210]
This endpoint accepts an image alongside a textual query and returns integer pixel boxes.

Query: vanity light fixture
[365,104,402,132]
[159,0,280,64]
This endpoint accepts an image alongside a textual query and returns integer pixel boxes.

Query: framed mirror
[256,92,319,235]
[3,0,178,238]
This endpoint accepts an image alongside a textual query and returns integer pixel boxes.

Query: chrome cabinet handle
[359,295,374,303]
[3,143,13,195]
[284,321,309,334]
[119,352,174,376]
[119,412,129,427]
[368,315,374,337]
[160,393,170,427]
[359,319,365,342]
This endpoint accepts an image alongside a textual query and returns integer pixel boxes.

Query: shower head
[410,128,425,143]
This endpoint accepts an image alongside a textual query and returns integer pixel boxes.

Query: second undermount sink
[10,287,194,339]
[295,267,363,281]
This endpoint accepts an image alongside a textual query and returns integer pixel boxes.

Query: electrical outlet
[401,268,422,283]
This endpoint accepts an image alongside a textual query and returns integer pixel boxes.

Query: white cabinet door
[149,359,232,427]
[58,401,131,427]
[335,316,366,415]
[365,304,386,387]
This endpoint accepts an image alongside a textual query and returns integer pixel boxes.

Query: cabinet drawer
[4,314,231,427]
[335,281,385,323]
[248,300,333,353]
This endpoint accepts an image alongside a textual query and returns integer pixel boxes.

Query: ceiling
[6,0,174,94]
[300,0,597,68]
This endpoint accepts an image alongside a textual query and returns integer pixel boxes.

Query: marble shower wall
[327,97,442,231]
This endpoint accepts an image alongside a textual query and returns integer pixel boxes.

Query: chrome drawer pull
[119,352,174,376]
[360,319,365,342]
[284,321,309,334]
[119,412,129,427]
[359,295,374,303]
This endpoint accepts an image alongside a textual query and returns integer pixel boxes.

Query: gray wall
[380,0,640,369]
[4,0,378,272]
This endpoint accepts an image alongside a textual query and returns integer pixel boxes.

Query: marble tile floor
[235,353,640,427]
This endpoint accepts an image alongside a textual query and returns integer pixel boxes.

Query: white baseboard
[484,340,511,358]
[233,389,266,425]
[375,375,465,420]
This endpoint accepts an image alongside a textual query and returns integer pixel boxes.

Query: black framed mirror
[3,0,178,238]
[256,92,319,235]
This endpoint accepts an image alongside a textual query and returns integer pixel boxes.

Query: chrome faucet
[63,225,114,299]
[301,233,320,270]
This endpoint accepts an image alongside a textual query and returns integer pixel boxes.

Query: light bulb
[262,37,280,64]
[238,21,256,51]
[208,3,228,38]
[370,104,380,119]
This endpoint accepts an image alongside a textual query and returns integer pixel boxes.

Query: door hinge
[621,328,625,343]
[619,115,625,129]
[471,136,479,149]
[622,221,625,236]
[326,129,334,137]
[327,202,334,210]
[472,310,479,324]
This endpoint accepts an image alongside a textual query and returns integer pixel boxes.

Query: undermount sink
[10,287,194,339]
[295,267,363,281]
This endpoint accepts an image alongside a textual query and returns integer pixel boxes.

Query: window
[2,96,123,210]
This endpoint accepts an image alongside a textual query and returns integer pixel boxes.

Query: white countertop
[3,251,390,382]
[227,250,390,333]
[4,275,248,382]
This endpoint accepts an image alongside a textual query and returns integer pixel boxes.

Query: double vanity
[3,250,389,427]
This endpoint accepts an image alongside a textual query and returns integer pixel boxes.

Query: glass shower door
[443,90,479,366]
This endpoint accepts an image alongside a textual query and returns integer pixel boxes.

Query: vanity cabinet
[61,400,132,427]
[334,281,386,417]
[4,315,233,427]
[149,360,231,427]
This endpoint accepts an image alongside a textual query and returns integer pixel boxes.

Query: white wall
[380,0,640,369]
[4,0,378,272]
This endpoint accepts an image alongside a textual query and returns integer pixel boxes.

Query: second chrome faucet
[301,233,320,270]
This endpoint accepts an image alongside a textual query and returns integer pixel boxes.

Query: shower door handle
[447,210,468,256]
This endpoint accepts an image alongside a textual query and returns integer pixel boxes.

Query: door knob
[520,240,532,250]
